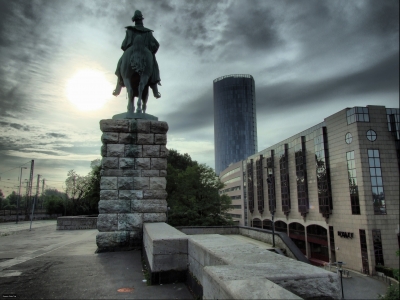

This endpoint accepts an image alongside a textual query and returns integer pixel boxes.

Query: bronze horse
[113,35,158,114]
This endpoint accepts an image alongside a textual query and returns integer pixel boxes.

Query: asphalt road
[0,221,193,299]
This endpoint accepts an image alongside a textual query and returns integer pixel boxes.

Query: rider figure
[113,10,161,98]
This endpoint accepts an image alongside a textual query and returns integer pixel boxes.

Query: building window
[220,185,241,194]
[345,132,353,144]
[359,229,370,274]
[347,107,370,125]
[221,167,241,180]
[266,150,276,213]
[372,229,384,266]
[368,150,386,215]
[229,205,242,209]
[346,151,360,215]
[247,160,254,214]
[314,127,333,218]
[256,155,264,214]
[278,144,290,215]
[230,195,241,200]
[386,108,400,140]
[295,136,309,217]
[366,130,377,142]
[224,176,241,184]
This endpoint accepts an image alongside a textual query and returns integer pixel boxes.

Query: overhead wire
[0,160,32,176]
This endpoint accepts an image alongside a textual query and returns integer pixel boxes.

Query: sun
[66,69,114,111]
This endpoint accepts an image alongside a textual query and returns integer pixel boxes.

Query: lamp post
[335,261,346,299]
[16,167,27,224]
[271,210,276,248]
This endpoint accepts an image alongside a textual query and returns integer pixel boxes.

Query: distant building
[213,74,257,175]
[220,105,399,274]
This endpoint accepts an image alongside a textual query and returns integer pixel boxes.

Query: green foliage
[5,191,19,206]
[63,159,101,216]
[378,284,399,300]
[376,265,396,278]
[43,195,65,215]
[166,150,233,227]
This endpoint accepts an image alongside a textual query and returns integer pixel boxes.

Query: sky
[0,0,398,196]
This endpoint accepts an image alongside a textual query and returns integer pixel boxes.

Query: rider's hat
[132,10,144,22]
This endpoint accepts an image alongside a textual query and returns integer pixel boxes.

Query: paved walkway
[0,220,58,235]
[0,223,193,299]
[0,221,392,299]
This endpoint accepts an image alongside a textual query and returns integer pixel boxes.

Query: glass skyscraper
[213,74,258,175]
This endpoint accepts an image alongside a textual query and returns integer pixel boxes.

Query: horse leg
[124,79,134,113]
[149,83,161,98]
[136,76,147,114]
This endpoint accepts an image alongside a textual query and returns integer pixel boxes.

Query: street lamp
[335,261,346,299]
[271,210,276,248]
[16,167,27,224]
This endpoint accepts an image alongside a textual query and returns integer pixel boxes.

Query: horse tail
[131,35,147,75]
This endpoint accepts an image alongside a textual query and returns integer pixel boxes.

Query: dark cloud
[0,121,30,131]
[54,146,101,155]
[46,133,68,139]
[257,51,399,113]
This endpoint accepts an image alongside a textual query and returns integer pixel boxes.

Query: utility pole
[30,174,40,231]
[16,167,27,224]
[41,178,45,209]
[27,160,34,214]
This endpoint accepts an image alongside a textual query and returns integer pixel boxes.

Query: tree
[5,191,19,208]
[42,189,67,215]
[166,150,233,226]
[64,159,101,215]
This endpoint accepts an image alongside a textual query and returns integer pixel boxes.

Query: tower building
[213,74,258,175]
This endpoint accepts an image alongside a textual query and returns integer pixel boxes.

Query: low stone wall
[144,223,340,300]
[177,225,309,264]
[57,216,98,230]
[1,213,61,223]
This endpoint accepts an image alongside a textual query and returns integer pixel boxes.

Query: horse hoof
[154,92,161,99]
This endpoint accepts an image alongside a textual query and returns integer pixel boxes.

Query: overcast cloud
[0,0,398,195]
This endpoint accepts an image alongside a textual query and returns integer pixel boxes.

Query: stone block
[129,119,152,133]
[118,177,134,190]
[119,133,136,144]
[151,158,167,170]
[119,190,143,200]
[97,214,118,231]
[150,121,168,133]
[143,190,168,200]
[100,145,107,157]
[102,157,118,169]
[119,157,135,169]
[100,177,118,190]
[96,230,141,249]
[98,200,130,213]
[118,213,143,230]
[137,133,154,144]
[122,169,141,177]
[101,169,123,176]
[160,170,167,177]
[100,190,118,200]
[100,119,129,133]
[150,177,167,190]
[107,144,125,157]
[101,132,119,144]
[142,170,159,177]
[134,177,150,189]
[154,134,167,145]
[125,145,142,157]
[143,213,166,222]
[160,145,169,158]
[131,200,167,213]
[135,158,150,170]
[143,145,160,157]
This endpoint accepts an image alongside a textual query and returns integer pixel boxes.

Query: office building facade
[213,74,257,175]
[220,105,399,274]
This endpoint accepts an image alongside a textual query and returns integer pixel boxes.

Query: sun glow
[66,69,114,111]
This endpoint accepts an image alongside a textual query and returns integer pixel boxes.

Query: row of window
[248,147,385,217]
[220,167,241,180]
[219,185,241,194]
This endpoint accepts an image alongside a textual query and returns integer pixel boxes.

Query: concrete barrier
[143,223,340,299]
[56,216,97,230]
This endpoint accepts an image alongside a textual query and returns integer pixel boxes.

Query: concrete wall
[57,216,97,230]
[144,223,340,299]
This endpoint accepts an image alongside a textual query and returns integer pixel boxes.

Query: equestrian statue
[113,10,161,114]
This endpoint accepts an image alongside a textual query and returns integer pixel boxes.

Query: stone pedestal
[96,118,168,251]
